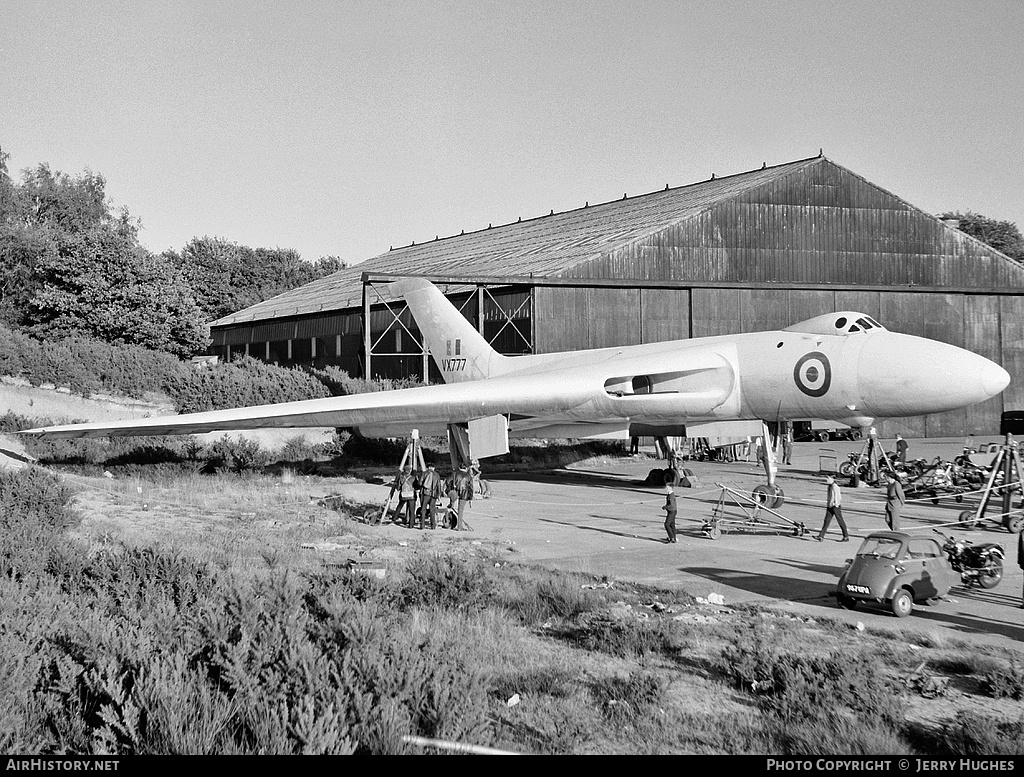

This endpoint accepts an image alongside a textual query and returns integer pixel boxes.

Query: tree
[939,211,1024,263]
[26,227,209,357]
[0,146,13,223]
[167,237,348,322]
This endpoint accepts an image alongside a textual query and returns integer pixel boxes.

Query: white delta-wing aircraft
[23,278,1010,503]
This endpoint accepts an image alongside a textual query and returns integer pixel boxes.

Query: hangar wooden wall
[532,282,1016,437]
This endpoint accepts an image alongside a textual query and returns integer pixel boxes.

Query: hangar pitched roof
[212,155,824,326]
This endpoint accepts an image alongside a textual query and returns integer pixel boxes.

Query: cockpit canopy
[783,312,887,336]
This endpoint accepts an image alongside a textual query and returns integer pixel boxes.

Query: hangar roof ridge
[386,154,824,249]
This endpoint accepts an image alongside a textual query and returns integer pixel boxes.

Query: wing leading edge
[20,343,737,440]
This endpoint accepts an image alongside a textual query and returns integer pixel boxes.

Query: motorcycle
[933,530,1005,589]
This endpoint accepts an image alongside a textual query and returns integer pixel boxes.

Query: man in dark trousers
[782,425,794,465]
[895,434,909,465]
[416,463,443,530]
[662,483,678,543]
[453,465,474,531]
[884,472,906,531]
[389,465,417,527]
[816,475,849,542]
[1018,529,1024,609]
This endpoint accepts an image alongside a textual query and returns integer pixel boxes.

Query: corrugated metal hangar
[209,154,1024,437]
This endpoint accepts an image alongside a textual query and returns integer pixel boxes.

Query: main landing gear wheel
[890,588,913,618]
[957,510,978,528]
[751,484,785,509]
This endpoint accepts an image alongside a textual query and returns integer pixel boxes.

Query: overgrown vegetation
[2,460,1023,755]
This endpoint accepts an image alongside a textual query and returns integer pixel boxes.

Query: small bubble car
[835,531,960,618]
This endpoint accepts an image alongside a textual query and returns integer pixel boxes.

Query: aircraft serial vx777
[23,278,1010,501]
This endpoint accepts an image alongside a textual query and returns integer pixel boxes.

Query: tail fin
[391,278,511,383]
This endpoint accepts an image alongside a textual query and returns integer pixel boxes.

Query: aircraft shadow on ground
[490,469,655,494]
[537,515,668,544]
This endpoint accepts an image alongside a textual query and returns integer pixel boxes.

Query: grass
[3,462,1024,755]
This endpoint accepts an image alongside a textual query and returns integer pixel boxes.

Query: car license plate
[846,584,871,595]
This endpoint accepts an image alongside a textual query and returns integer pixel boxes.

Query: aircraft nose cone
[858,336,1010,417]
[980,360,1011,398]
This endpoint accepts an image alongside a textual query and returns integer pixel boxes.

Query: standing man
[630,436,640,456]
[662,483,678,543]
[782,425,794,466]
[884,472,906,531]
[443,471,458,529]
[895,434,909,465]
[416,463,443,530]
[389,465,417,527]
[453,465,474,531]
[1017,528,1023,609]
[816,475,850,542]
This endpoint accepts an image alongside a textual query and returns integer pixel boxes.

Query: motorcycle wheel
[890,588,913,618]
[977,558,1003,590]
[839,461,856,477]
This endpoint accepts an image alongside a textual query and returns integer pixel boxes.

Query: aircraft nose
[980,359,1011,398]
[858,335,1010,417]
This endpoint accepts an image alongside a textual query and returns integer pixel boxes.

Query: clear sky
[2,0,1021,265]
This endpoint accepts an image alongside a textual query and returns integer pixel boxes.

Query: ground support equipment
[902,457,972,505]
[702,483,806,540]
[376,430,428,524]
[955,434,1024,533]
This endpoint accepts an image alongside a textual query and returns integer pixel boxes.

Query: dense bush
[495,568,602,625]
[0,328,405,417]
[307,364,420,395]
[340,433,410,465]
[563,612,677,660]
[398,553,495,611]
[721,624,908,754]
[936,712,1024,755]
[982,661,1024,700]
[2,544,497,754]
[203,436,271,473]
[169,356,330,414]
[0,466,77,579]
[0,324,188,399]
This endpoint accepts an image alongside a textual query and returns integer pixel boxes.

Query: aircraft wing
[20,345,736,439]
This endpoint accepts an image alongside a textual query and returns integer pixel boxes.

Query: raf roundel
[794,352,832,397]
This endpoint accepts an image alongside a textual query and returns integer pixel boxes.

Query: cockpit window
[835,317,847,329]
[856,317,874,330]
[849,325,861,332]
[866,317,883,328]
